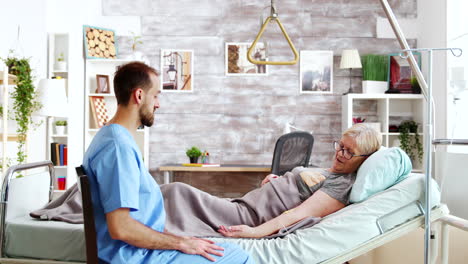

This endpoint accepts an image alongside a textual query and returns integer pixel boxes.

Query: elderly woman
[161,124,381,238]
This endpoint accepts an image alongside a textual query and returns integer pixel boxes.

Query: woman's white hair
[343,123,382,155]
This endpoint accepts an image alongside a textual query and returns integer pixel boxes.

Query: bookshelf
[342,94,425,172]
[47,33,72,192]
[84,59,149,168]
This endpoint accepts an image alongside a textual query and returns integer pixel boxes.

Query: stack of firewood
[85,27,116,59]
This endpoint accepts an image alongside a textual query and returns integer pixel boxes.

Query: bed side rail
[0,161,55,258]
[376,200,425,234]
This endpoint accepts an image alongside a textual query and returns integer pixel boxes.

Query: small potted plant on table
[186,146,202,164]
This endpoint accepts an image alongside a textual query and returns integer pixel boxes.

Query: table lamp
[340,49,362,94]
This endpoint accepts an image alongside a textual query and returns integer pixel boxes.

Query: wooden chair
[76,166,99,264]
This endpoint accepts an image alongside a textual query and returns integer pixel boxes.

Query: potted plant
[131,32,144,60]
[55,52,67,72]
[398,120,423,163]
[55,120,67,135]
[2,53,42,166]
[361,54,388,93]
[186,146,202,163]
[410,76,422,94]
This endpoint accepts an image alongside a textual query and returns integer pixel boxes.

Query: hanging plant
[1,53,41,165]
[398,120,423,163]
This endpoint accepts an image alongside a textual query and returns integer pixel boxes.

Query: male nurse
[83,62,254,264]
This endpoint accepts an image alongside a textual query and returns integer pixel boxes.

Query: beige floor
[350,225,468,264]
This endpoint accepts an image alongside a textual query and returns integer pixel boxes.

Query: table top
[159,164,271,172]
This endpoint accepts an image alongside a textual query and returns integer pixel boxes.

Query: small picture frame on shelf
[300,50,333,94]
[96,74,110,93]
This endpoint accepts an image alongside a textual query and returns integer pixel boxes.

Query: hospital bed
[0,161,453,264]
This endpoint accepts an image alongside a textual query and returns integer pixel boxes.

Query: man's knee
[216,243,254,264]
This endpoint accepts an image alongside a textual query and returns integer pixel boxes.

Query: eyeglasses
[333,141,370,160]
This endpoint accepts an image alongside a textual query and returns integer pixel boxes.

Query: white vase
[362,81,388,94]
[55,61,67,72]
[132,51,143,61]
[55,126,66,135]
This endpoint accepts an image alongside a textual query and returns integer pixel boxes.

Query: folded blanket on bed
[30,183,83,224]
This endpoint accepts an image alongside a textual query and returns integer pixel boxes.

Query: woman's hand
[261,174,279,186]
[217,225,260,238]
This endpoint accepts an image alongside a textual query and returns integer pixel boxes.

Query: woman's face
[330,135,367,174]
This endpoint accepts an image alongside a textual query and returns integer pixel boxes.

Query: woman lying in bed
[161,123,382,238]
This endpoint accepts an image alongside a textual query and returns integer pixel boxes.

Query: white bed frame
[0,162,456,264]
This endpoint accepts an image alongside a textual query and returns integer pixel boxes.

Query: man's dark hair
[113,62,159,106]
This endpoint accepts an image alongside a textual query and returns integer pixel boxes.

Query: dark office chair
[76,166,99,264]
[271,131,315,176]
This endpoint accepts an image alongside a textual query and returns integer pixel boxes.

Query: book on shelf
[59,144,64,166]
[50,143,58,166]
[50,143,68,166]
[63,145,68,166]
[182,163,221,167]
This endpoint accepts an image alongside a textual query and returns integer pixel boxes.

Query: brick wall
[103,0,417,188]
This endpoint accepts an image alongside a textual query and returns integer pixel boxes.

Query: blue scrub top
[83,124,166,263]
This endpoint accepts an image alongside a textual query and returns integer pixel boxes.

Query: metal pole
[377,2,432,263]
[424,49,433,264]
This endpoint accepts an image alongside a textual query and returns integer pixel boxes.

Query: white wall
[0,0,48,165]
[417,0,448,141]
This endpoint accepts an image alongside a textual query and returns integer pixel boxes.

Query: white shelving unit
[84,59,149,168]
[342,93,425,171]
[46,33,73,191]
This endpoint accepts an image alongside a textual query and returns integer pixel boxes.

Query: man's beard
[139,102,155,127]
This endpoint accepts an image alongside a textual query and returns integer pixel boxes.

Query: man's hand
[179,237,224,262]
[217,225,260,238]
[261,174,279,186]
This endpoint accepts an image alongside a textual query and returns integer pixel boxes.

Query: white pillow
[350,146,412,203]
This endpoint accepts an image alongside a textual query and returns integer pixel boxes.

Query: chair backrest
[75,166,99,264]
[271,131,315,176]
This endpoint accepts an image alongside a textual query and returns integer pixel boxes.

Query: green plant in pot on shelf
[398,120,423,163]
[361,54,388,94]
[55,120,67,135]
[1,52,42,167]
[186,146,202,163]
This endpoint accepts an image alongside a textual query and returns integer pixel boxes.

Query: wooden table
[159,164,271,184]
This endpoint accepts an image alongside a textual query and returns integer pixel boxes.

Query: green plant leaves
[2,54,42,165]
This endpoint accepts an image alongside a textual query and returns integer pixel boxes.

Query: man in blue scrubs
[83,62,254,264]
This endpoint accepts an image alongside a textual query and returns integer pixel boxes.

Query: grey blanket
[30,183,84,224]
[161,172,321,238]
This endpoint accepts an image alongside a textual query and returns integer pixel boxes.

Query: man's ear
[132,88,144,105]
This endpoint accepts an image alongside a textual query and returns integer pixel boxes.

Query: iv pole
[378,1,463,264]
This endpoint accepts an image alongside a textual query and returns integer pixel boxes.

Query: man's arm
[218,190,345,238]
[107,208,223,261]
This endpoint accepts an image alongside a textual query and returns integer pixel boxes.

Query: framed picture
[388,52,422,94]
[160,49,194,92]
[96,74,110,93]
[83,25,117,59]
[225,42,268,76]
[300,50,333,94]
[89,96,109,128]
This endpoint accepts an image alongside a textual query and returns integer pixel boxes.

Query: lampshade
[35,79,68,117]
[340,49,362,69]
